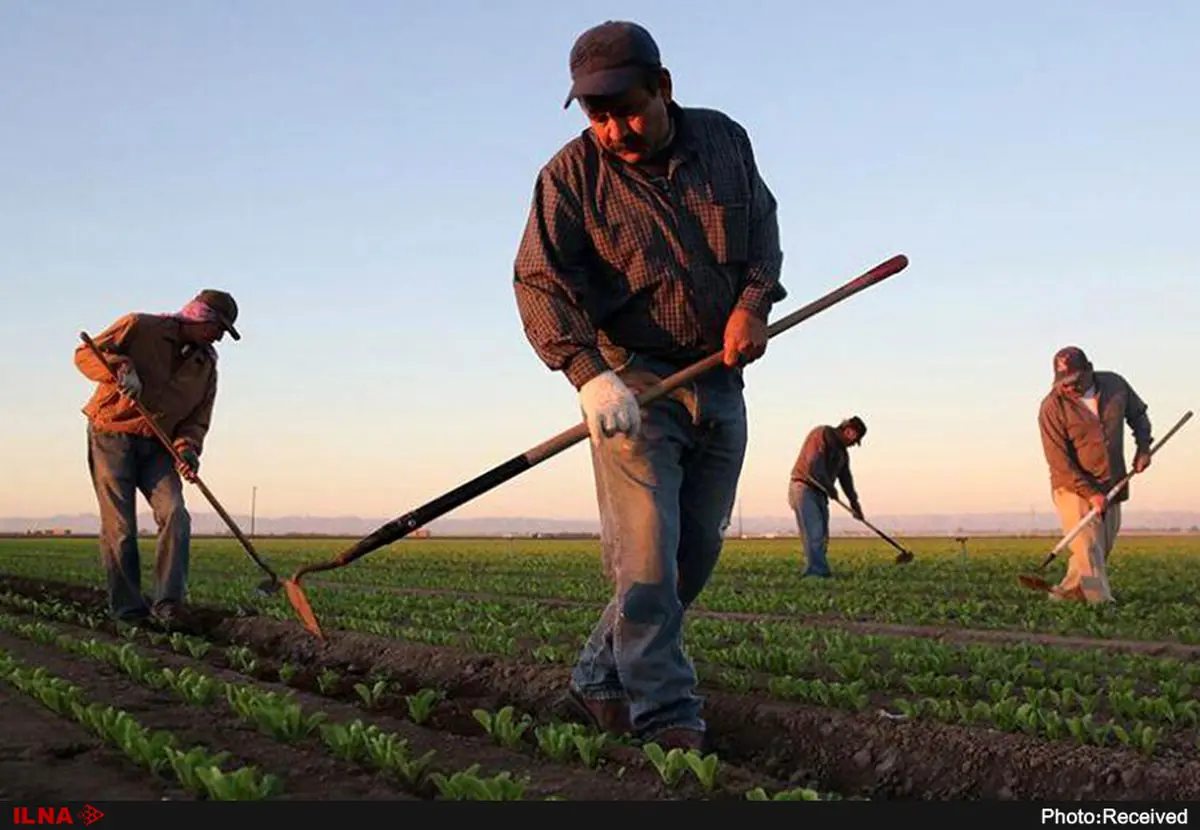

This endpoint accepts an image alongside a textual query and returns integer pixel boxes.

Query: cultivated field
[1,534,1198,801]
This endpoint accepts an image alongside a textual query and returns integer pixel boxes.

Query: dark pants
[86,425,191,620]
[570,355,748,740]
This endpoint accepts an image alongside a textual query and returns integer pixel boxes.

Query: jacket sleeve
[73,314,138,382]
[1122,377,1153,455]
[512,165,608,391]
[1038,398,1104,499]
[173,370,218,455]
[730,122,786,321]
[837,461,860,509]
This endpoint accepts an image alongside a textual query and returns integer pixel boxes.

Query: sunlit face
[1058,368,1094,398]
[580,70,673,165]
[842,426,862,447]
[181,321,225,345]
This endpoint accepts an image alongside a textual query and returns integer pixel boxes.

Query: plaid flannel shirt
[513,102,786,390]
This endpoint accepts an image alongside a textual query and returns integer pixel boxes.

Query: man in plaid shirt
[513,20,786,750]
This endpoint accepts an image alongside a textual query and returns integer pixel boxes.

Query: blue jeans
[570,355,748,739]
[789,481,831,577]
[86,426,191,620]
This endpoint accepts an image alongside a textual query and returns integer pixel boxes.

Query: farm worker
[512,20,786,750]
[73,290,240,624]
[787,417,866,577]
[1037,345,1153,603]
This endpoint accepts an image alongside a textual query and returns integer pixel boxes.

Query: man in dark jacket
[1037,346,1152,603]
[788,417,866,577]
[512,20,786,750]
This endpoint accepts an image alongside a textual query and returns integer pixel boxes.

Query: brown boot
[1049,585,1087,602]
[646,727,706,752]
[558,687,632,735]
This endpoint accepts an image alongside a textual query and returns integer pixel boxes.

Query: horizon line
[6,508,1200,521]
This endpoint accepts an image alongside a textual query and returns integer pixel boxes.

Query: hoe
[1017,409,1193,594]
[282,254,911,638]
[797,476,916,565]
[79,332,283,597]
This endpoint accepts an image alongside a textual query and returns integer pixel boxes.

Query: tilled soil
[3,573,1198,801]
[0,685,181,801]
[0,605,791,801]
[0,631,426,801]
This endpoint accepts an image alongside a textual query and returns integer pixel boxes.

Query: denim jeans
[788,481,831,577]
[86,425,191,620]
[570,355,747,739]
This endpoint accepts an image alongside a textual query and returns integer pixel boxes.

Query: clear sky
[2,0,1197,523]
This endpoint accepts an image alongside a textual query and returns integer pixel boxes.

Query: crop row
[3,588,1198,760]
[0,608,831,800]
[14,580,1187,703]
[2,536,1199,643]
[6,586,1198,715]
[6,586,1198,704]
[0,646,281,799]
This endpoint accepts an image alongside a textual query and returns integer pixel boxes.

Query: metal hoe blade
[285,579,323,639]
[1017,574,1054,593]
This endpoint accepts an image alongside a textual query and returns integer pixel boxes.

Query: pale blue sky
[2,0,1197,522]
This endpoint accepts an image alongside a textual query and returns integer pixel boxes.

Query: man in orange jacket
[74,290,240,623]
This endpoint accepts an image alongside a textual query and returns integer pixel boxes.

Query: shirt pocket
[685,174,750,265]
[588,207,675,295]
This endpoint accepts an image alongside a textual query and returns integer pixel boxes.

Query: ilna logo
[11,805,104,826]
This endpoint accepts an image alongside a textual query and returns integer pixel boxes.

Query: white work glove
[115,363,142,399]
[579,370,640,445]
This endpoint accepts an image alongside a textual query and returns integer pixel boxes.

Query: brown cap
[194,289,240,340]
[838,416,867,445]
[1053,345,1089,382]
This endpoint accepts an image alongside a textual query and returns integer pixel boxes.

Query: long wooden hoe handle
[285,253,909,630]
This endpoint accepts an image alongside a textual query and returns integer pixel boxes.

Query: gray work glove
[115,362,142,399]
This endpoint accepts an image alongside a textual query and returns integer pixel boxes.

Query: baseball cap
[838,416,867,444]
[194,289,241,340]
[1053,346,1089,382]
[563,21,662,109]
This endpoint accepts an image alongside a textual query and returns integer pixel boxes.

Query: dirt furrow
[0,631,429,801]
[306,578,1200,658]
[200,615,1200,801]
[0,685,183,801]
[5,571,1198,659]
[5,573,1200,801]
[0,609,787,801]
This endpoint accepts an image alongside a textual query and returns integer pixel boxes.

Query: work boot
[1048,585,1086,602]
[150,601,184,631]
[556,686,632,735]
[645,727,706,752]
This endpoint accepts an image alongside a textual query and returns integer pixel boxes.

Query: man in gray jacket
[1037,346,1152,603]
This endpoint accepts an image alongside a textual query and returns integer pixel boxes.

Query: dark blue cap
[564,21,662,109]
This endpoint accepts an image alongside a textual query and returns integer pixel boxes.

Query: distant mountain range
[5,510,1199,537]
